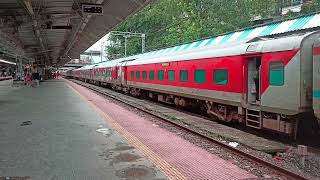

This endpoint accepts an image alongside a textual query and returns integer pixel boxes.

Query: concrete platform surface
[0,80,166,180]
[68,80,257,180]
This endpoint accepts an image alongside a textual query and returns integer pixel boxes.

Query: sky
[86,33,110,52]
[83,33,110,63]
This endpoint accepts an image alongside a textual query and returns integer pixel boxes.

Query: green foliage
[106,0,320,59]
[297,0,320,15]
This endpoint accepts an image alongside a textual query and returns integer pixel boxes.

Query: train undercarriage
[142,89,300,138]
[128,86,320,139]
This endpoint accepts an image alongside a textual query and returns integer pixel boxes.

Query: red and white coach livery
[69,31,320,138]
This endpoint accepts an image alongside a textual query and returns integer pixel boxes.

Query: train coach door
[120,64,127,86]
[313,42,320,121]
[245,56,262,129]
[247,57,261,105]
[116,66,122,84]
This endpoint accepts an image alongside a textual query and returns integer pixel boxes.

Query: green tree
[106,0,319,59]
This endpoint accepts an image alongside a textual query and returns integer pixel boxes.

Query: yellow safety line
[67,82,187,180]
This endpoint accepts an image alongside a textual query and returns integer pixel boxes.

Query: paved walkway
[0,80,166,180]
[68,80,257,180]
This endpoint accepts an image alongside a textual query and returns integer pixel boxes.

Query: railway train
[64,31,320,139]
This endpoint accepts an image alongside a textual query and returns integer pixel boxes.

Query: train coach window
[195,70,206,83]
[168,70,175,81]
[180,70,188,82]
[142,71,147,79]
[158,70,164,80]
[130,71,134,78]
[150,71,155,80]
[136,71,140,79]
[214,69,228,85]
[269,61,284,86]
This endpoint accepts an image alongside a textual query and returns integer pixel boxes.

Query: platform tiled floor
[0,80,166,180]
[68,80,257,180]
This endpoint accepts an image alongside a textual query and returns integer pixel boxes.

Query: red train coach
[72,31,320,138]
[123,32,320,138]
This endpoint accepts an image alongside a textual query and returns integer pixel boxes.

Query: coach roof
[125,32,310,66]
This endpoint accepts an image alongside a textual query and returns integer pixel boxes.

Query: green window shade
[195,70,206,83]
[269,62,284,86]
[214,69,228,85]
[142,71,147,79]
[130,71,134,78]
[149,71,155,80]
[136,71,140,79]
[158,70,164,80]
[168,70,175,81]
[180,70,188,82]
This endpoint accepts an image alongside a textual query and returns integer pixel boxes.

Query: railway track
[69,79,311,180]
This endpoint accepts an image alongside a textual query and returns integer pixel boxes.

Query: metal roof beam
[62,0,104,59]
[0,27,26,62]
[22,0,50,63]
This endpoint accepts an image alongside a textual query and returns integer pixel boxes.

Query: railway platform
[0,80,166,180]
[0,79,257,180]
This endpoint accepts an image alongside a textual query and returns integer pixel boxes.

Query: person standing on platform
[25,73,32,86]
[56,71,60,79]
[24,73,27,85]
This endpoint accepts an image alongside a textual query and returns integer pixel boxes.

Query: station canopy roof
[0,0,149,67]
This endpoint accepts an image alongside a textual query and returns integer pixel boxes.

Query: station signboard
[82,4,103,15]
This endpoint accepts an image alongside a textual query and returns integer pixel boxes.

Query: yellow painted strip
[67,82,187,180]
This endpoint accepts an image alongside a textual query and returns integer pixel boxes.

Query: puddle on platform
[115,165,156,179]
[20,121,32,126]
[113,153,141,163]
[96,128,111,136]
[112,145,135,151]
[100,150,113,161]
